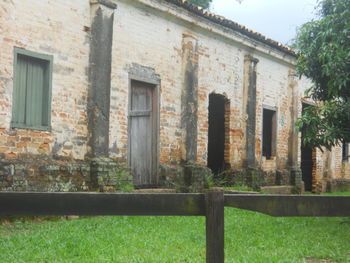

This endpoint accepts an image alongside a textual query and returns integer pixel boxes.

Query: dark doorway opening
[207,93,227,174]
[301,103,314,191]
[262,108,276,160]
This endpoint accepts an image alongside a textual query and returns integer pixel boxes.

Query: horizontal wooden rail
[1,191,349,263]
[224,194,350,217]
[0,192,205,216]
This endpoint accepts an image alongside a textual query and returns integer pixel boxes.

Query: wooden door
[129,80,157,187]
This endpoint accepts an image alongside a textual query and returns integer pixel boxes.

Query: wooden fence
[1,191,349,263]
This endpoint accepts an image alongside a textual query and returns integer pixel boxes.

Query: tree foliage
[187,0,212,9]
[294,0,350,150]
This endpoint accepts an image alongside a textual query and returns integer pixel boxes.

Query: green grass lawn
[322,192,350,196]
[1,203,349,263]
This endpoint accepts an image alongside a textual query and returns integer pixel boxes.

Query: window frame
[342,142,349,162]
[11,48,53,131]
[262,106,277,160]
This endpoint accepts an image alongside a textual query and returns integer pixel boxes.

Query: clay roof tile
[163,0,297,57]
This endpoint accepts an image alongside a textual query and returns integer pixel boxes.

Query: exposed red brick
[6,152,16,159]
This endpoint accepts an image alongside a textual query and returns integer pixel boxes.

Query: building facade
[0,0,349,192]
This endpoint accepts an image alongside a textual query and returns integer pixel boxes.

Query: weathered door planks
[129,80,157,187]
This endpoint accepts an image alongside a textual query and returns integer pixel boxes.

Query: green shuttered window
[11,48,53,130]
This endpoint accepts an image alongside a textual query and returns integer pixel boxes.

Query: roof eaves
[163,0,297,57]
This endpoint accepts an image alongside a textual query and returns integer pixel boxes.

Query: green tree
[187,0,212,9]
[294,0,350,150]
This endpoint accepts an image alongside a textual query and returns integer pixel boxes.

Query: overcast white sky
[210,0,319,45]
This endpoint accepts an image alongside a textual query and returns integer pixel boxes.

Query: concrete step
[133,188,259,194]
[133,188,176,193]
[210,187,259,194]
[260,185,294,195]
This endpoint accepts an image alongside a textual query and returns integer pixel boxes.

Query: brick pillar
[88,0,118,191]
[181,34,198,162]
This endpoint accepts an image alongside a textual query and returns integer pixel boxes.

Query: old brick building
[0,0,349,192]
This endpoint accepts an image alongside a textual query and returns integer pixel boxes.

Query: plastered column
[88,0,116,158]
[180,34,199,162]
[88,0,118,191]
[287,70,303,190]
[243,55,259,167]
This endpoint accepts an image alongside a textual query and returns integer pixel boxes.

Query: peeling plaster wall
[109,0,301,171]
[255,54,293,170]
[0,0,91,190]
[0,0,90,160]
[109,0,186,165]
[108,0,349,190]
[197,36,245,168]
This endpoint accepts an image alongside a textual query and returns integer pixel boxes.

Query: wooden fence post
[206,191,224,263]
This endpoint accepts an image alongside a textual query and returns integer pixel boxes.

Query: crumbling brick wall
[1,0,349,192]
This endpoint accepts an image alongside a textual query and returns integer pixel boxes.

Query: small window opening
[262,108,276,160]
[342,142,349,162]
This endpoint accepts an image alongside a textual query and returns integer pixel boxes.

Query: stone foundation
[217,167,304,193]
[0,158,90,192]
[90,158,118,192]
[327,179,350,192]
[159,162,212,192]
[0,157,133,192]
